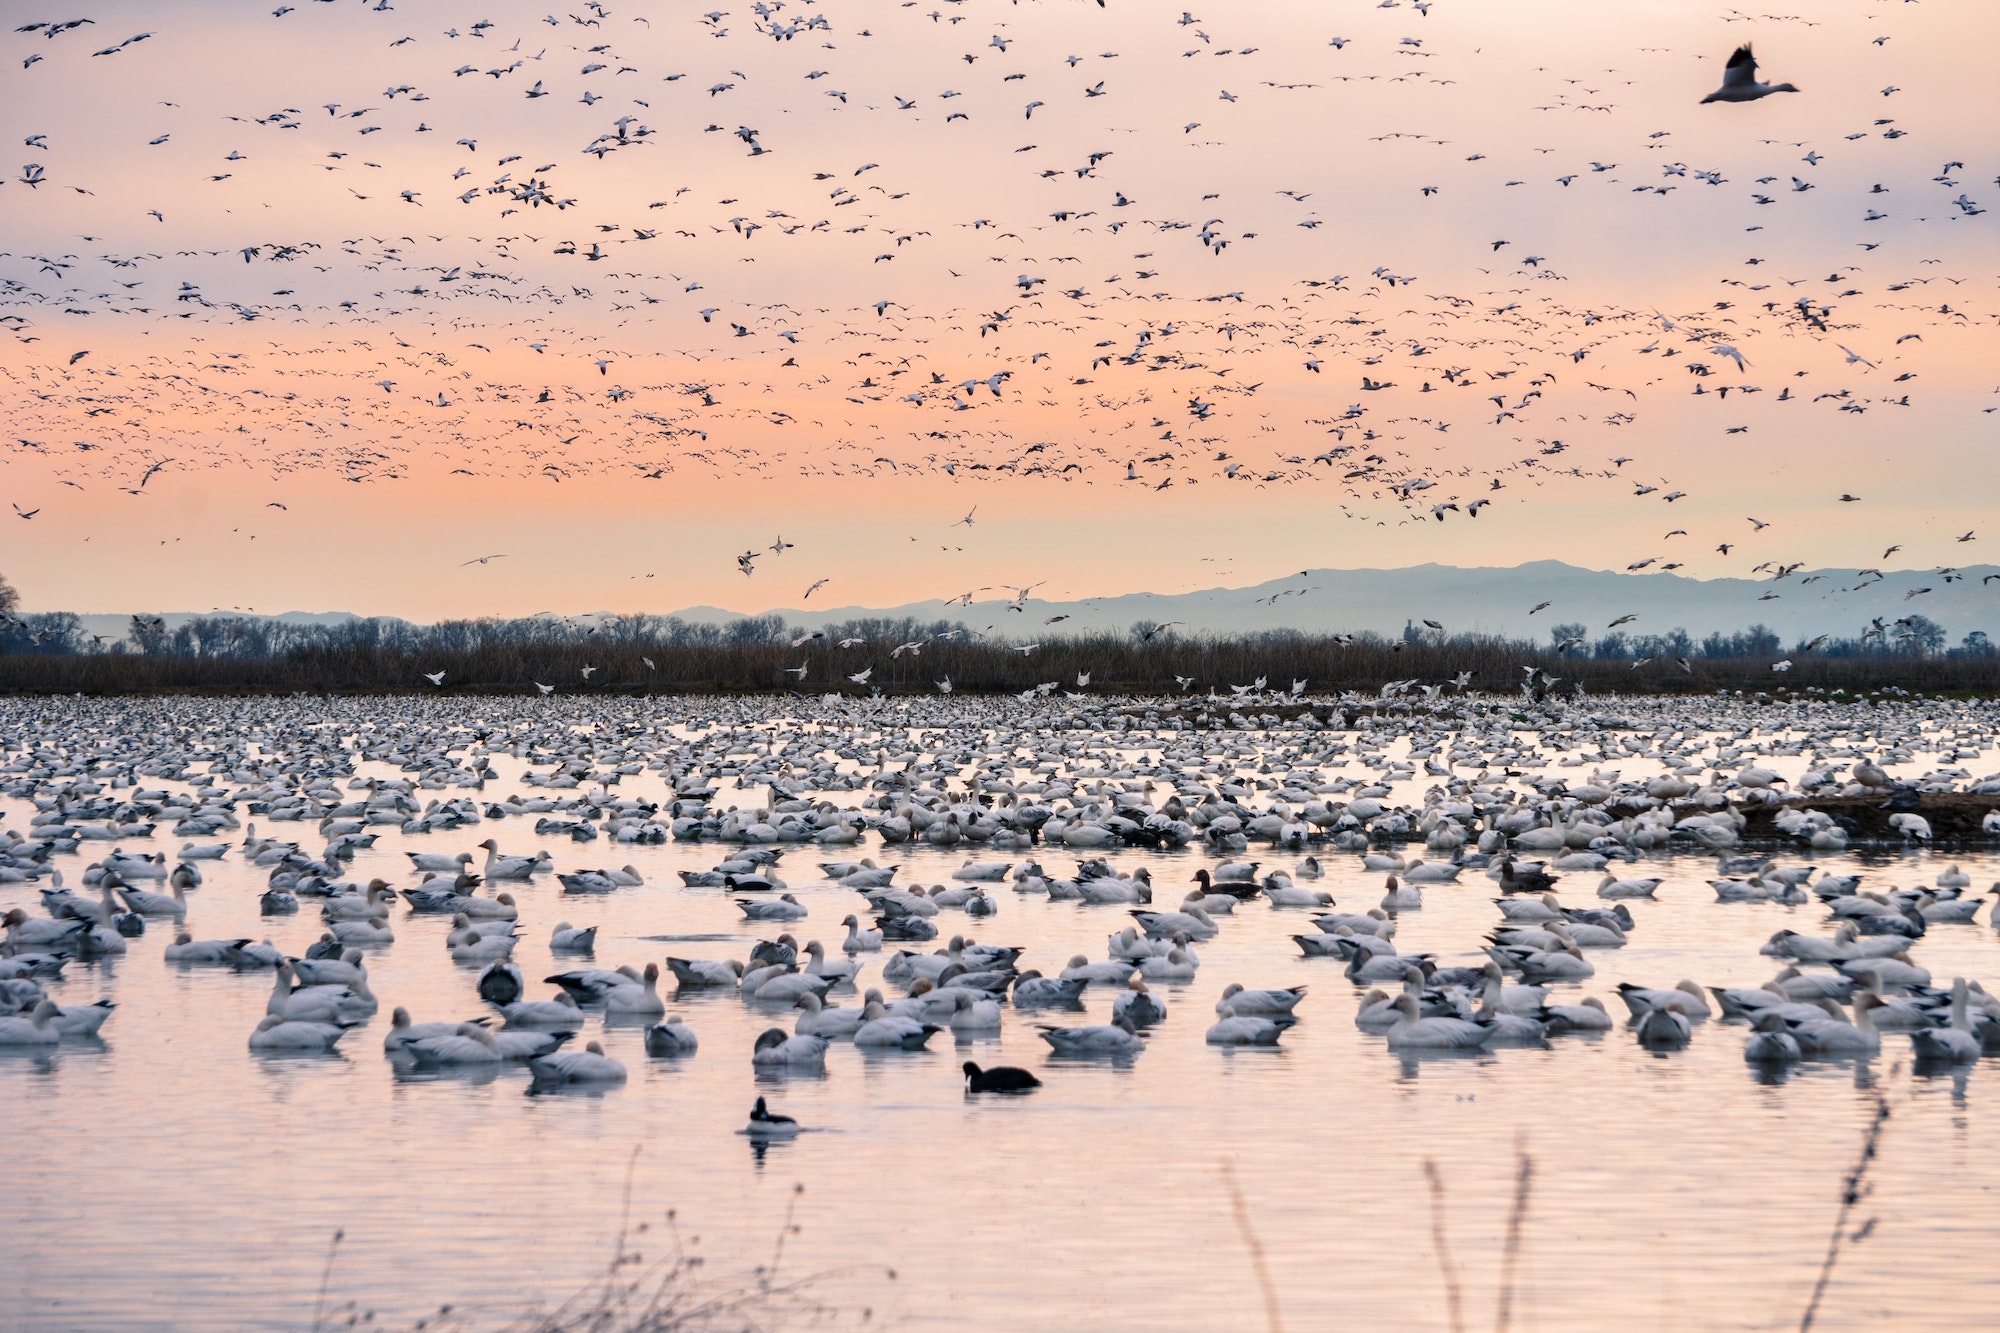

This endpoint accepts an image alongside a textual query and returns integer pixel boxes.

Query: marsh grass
[306,1157,891,1333]
[1799,1089,1895,1333]
[1222,1160,1285,1333]
[1422,1146,1535,1333]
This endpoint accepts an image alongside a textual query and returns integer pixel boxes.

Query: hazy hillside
[681,560,1997,643]
[67,562,1994,647]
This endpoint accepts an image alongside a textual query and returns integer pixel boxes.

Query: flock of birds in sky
[0,1,1994,627]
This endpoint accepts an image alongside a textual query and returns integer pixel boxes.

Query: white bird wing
[1721,45,1757,89]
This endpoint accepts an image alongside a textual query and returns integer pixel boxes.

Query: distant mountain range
[672,560,1997,645]
[66,562,1996,648]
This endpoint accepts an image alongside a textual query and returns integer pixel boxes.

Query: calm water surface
[3,745,1995,1331]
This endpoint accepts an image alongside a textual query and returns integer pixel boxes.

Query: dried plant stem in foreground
[1799,1095,1893,1333]
[1222,1160,1284,1333]
[306,1153,891,1333]
[1421,1159,1466,1333]
[1494,1147,1536,1333]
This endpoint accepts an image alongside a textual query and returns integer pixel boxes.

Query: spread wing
[1721,44,1757,89]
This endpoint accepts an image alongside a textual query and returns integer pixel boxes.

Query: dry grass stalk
[1420,1159,1466,1333]
[1221,1160,1284,1333]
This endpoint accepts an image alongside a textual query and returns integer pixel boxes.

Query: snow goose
[1130,905,1217,939]
[546,965,647,1006]
[502,992,583,1027]
[221,937,278,972]
[478,961,524,1007]
[1760,925,1857,963]
[266,964,370,1024]
[948,990,1003,1032]
[792,993,865,1039]
[0,999,62,1045]
[488,1029,577,1060]
[3,910,89,952]
[1059,954,1134,987]
[1836,953,1930,991]
[1262,878,1334,908]
[1206,1005,1295,1046]
[1112,977,1168,1026]
[1743,1012,1803,1063]
[1011,970,1087,1006]
[1788,997,1881,1056]
[0,952,70,980]
[1347,947,1433,984]
[1700,45,1799,104]
[1108,925,1170,961]
[1634,1003,1692,1048]
[751,1027,829,1069]
[738,894,808,922]
[478,840,549,880]
[1496,942,1595,983]
[803,940,861,983]
[47,999,115,1038]
[667,957,744,989]
[1380,877,1423,911]
[455,890,520,923]
[1597,874,1661,900]
[1497,894,1562,924]
[321,882,394,921]
[752,971,837,1005]
[1476,967,1548,1016]
[1038,1014,1145,1057]
[1544,996,1613,1033]
[1136,946,1198,983]
[603,963,667,1015]
[383,1006,480,1053]
[248,1014,354,1051]
[530,1040,627,1084]
[550,922,598,952]
[111,880,187,920]
[644,1017,699,1056]
[1216,983,1306,1016]
[1909,979,1980,1064]
[840,915,882,953]
[1473,1006,1549,1046]
[293,949,374,988]
[1383,994,1486,1050]
[448,931,514,965]
[1615,981,1710,1019]
[1078,872,1151,905]
[853,1001,942,1049]
[1496,859,1559,894]
[333,917,396,946]
[402,1023,506,1066]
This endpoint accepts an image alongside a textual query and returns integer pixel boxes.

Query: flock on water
[5,686,2000,1137]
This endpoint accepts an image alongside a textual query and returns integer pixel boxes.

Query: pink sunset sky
[1,0,1994,621]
